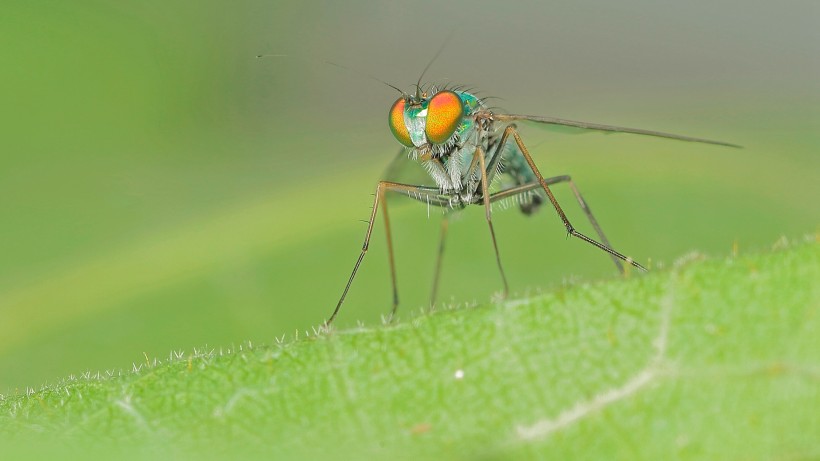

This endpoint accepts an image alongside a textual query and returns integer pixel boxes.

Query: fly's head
[388,89,481,159]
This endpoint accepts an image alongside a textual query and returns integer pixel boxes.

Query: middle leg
[488,176,624,272]
[474,146,510,298]
[429,213,449,306]
[491,124,647,272]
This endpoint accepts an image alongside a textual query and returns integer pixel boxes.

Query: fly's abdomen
[502,145,543,215]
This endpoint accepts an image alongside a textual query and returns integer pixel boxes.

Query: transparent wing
[380,148,451,208]
[382,147,434,186]
[495,114,740,148]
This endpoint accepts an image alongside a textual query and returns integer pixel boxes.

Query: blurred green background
[1,0,817,391]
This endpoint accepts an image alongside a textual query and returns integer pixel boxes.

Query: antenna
[415,31,457,99]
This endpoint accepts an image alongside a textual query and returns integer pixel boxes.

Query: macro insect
[325,69,737,326]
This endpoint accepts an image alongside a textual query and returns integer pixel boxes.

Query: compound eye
[388,98,414,147]
[425,90,464,144]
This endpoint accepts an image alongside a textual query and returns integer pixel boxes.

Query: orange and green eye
[388,97,414,147]
[425,90,464,144]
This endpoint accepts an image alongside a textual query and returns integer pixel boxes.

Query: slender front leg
[327,181,432,326]
[429,214,449,306]
[496,124,647,272]
[475,146,510,298]
[380,189,399,321]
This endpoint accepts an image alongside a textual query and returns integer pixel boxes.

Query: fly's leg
[494,124,647,272]
[381,186,399,320]
[475,146,510,298]
[327,181,442,326]
[564,177,624,271]
[429,214,449,306]
[489,176,624,272]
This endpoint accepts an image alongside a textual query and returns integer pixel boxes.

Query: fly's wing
[382,147,432,185]
[495,114,740,148]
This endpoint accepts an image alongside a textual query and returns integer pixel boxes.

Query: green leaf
[1,240,817,460]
